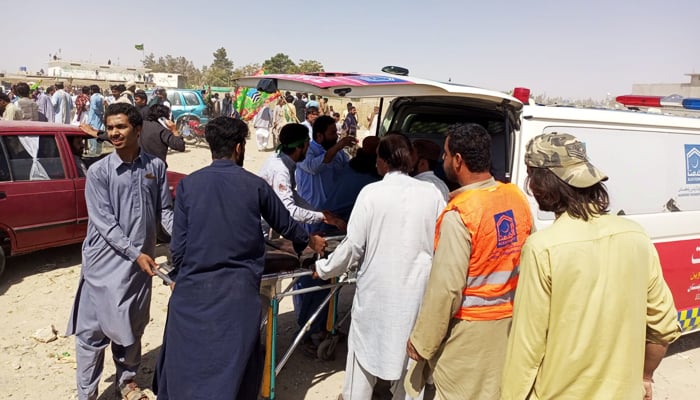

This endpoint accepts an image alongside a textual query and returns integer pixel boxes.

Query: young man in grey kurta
[66,103,173,400]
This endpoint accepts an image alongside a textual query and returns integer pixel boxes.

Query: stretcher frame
[259,261,354,399]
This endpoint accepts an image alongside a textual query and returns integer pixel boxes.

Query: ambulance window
[542,127,700,215]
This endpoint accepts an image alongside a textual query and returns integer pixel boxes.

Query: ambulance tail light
[615,95,662,107]
[682,98,700,110]
[512,87,530,104]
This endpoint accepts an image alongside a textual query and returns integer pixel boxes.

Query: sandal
[120,381,149,400]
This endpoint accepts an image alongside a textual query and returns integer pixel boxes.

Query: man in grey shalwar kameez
[66,103,173,400]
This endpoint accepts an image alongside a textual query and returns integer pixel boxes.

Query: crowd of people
[3,79,681,399]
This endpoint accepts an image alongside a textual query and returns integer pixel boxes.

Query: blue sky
[1,0,698,99]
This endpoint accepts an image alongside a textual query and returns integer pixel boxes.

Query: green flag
[134,44,144,51]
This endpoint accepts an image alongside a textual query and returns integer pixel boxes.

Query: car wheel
[0,246,5,280]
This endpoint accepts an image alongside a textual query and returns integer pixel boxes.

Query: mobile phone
[158,117,169,129]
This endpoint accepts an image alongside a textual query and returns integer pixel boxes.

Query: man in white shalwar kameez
[314,133,445,400]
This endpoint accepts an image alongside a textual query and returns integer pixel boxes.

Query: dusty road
[0,138,698,399]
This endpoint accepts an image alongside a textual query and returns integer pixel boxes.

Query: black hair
[377,133,414,174]
[526,166,610,221]
[105,103,143,128]
[134,91,147,102]
[0,93,10,102]
[82,86,90,95]
[147,104,171,121]
[445,123,491,173]
[278,124,309,155]
[305,106,319,118]
[312,115,336,140]
[90,85,101,94]
[205,117,249,159]
[15,82,30,97]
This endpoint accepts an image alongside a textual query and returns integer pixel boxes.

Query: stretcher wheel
[317,336,340,361]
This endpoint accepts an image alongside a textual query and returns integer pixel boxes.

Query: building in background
[632,73,700,97]
[47,60,150,85]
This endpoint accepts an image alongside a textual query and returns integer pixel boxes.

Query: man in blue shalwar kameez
[154,117,326,400]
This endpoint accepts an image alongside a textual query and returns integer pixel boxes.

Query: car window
[0,142,10,182]
[168,92,182,106]
[2,135,65,181]
[182,92,200,106]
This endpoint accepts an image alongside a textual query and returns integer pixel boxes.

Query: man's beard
[443,166,457,184]
[321,138,336,150]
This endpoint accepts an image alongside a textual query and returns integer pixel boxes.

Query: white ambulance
[237,71,700,334]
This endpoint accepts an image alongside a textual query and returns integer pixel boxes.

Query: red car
[0,121,185,278]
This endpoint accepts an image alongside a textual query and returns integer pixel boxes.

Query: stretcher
[260,235,353,400]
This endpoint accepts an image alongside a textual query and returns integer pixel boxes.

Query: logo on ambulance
[685,145,700,184]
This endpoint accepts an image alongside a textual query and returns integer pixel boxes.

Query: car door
[0,132,77,252]
[62,132,89,240]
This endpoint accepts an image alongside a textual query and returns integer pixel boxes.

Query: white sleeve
[315,189,369,279]
[270,165,324,224]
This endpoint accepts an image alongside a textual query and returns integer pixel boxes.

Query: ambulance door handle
[0,191,5,199]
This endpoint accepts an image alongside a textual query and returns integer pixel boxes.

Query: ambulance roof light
[683,98,700,110]
[615,95,661,108]
[512,87,530,104]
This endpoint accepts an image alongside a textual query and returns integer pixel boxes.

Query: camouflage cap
[524,132,608,188]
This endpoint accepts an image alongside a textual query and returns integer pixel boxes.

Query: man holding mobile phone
[140,104,184,166]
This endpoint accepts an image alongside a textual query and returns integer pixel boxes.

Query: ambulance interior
[376,95,519,186]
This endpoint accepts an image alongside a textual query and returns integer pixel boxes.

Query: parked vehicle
[0,121,186,278]
[237,71,700,334]
[146,89,210,133]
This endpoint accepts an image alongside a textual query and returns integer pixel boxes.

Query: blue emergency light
[682,98,700,110]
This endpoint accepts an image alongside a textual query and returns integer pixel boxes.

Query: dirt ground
[0,135,699,399]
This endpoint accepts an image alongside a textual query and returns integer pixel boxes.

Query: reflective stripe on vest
[435,181,532,322]
[466,265,520,287]
[461,290,515,308]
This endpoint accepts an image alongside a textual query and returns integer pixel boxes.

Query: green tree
[232,63,261,79]
[297,59,324,73]
[262,53,297,74]
[141,53,202,87]
[203,47,234,86]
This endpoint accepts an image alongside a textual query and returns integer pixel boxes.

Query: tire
[0,246,5,280]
